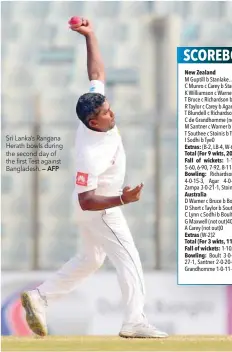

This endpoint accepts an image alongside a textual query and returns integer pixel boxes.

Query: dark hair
[76,93,105,126]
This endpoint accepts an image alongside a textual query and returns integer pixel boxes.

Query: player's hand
[121,183,144,204]
[69,18,93,37]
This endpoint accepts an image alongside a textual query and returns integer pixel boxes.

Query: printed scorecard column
[177,47,232,285]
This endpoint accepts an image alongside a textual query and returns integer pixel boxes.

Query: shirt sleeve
[89,80,105,95]
[75,150,109,194]
[75,170,98,194]
[75,130,117,195]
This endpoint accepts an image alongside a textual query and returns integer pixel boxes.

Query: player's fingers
[70,28,82,34]
[69,24,82,31]
[128,185,141,194]
[134,183,144,191]
[127,185,143,198]
[137,188,144,196]
[82,18,88,26]
[123,186,131,192]
[86,19,92,27]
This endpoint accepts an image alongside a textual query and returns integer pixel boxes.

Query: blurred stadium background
[1,0,232,337]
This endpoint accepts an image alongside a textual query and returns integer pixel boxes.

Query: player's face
[89,101,115,132]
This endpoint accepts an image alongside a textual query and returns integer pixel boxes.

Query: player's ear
[89,118,98,128]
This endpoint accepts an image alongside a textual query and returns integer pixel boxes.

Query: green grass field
[1,336,232,351]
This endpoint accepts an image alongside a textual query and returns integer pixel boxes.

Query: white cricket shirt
[73,80,126,208]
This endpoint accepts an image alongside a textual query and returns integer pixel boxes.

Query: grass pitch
[1,335,232,351]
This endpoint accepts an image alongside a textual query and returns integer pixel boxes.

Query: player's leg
[95,208,146,324]
[21,225,106,336]
[37,229,105,300]
[88,208,168,338]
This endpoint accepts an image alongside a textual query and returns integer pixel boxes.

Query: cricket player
[21,18,168,339]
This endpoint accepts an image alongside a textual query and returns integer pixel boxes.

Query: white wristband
[89,80,105,95]
[119,195,125,205]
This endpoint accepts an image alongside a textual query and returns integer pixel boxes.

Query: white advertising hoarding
[1,272,228,335]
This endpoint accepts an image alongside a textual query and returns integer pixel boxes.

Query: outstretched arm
[70,18,105,82]
[86,30,105,82]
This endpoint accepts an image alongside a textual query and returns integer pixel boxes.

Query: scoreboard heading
[177,47,232,63]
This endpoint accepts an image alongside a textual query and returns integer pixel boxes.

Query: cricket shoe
[119,322,168,338]
[21,289,48,336]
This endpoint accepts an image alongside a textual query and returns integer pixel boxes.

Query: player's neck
[87,125,104,133]
[86,124,115,134]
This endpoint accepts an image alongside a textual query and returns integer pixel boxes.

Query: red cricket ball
[68,16,82,25]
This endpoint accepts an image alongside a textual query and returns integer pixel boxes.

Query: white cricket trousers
[38,207,146,325]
